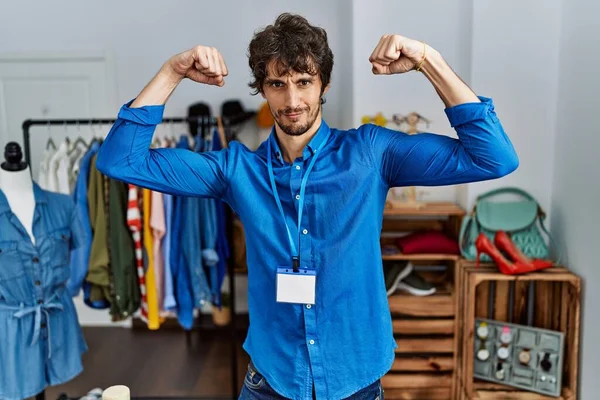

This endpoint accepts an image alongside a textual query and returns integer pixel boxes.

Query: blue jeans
[238,362,384,400]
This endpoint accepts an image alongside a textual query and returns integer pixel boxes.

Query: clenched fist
[369,35,428,75]
[167,46,229,86]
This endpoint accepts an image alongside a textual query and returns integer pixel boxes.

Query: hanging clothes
[150,190,165,311]
[126,184,149,324]
[108,179,140,320]
[46,140,70,194]
[162,138,177,313]
[38,147,56,191]
[211,129,231,306]
[85,154,111,306]
[67,141,100,297]
[0,184,87,400]
[169,136,197,330]
[142,187,160,330]
[161,190,176,312]
[197,134,220,305]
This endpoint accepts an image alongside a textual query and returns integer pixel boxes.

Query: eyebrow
[265,76,315,84]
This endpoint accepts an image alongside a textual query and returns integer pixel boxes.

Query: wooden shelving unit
[381,202,465,400]
[455,261,581,400]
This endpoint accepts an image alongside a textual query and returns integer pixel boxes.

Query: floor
[42,326,250,400]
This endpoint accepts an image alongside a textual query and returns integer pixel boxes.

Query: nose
[284,86,301,110]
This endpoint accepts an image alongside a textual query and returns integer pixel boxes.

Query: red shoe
[475,233,534,275]
[494,231,553,272]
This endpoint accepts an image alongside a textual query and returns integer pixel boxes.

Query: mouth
[283,112,303,121]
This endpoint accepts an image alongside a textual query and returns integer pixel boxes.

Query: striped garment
[126,184,149,323]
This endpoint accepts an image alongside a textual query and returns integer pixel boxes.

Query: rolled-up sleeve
[367,96,519,187]
[96,100,230,200]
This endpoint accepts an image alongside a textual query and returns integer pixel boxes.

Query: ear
[260,89,266,99]
[322,83,331,96]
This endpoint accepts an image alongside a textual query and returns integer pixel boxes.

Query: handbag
[459,187,559,264]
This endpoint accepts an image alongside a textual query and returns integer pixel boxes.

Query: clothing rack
[22,116,240,400]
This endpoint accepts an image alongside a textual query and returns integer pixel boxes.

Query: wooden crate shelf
[382,372,453,388]
[381,201,465,400]
[465,382,576,400]
[383,202,466,217]
[382,253,460,261]
[391,356,454,372]
[395,337,454,354]
[392,318,455,335]
[389,292,454,317]
[456,261,581,400]
[384,387,452,400]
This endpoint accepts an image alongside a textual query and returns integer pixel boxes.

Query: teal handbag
[459,187,559,264]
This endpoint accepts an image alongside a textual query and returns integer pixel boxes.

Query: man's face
[261,60,329,137]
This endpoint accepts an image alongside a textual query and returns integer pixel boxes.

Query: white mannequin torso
[0,166,36,244]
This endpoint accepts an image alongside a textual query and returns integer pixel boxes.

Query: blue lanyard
[267,129,332,271]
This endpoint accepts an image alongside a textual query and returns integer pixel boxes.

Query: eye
[270,81,284,88]
[300,80,312,86]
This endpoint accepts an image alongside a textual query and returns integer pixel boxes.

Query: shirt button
[33,257,39,263]
[296,195,301,200]
[306,304,312,309]
[38,299,43,304]
[41,322,47,328]
[302,229,308,235]
[295,165,301,170]
[35,280,41,286]
[309,339,315,345]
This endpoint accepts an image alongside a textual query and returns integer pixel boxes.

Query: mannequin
[0,142,36,244]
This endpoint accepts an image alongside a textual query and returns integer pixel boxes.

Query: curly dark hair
[248,13,334,97]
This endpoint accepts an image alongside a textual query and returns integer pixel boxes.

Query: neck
[0,166,33,194]
[275,114,323,163]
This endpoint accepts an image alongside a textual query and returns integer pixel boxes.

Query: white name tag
[276,267,316,305]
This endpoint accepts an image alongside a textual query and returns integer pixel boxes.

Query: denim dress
[0,183,87,400]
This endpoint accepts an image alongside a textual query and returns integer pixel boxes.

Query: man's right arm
[96,46,230,199]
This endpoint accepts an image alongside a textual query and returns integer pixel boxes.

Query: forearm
[419,46,479,108]
[130,64,183,108]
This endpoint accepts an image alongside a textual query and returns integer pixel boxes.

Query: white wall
[468,0,562,211]
[351,0,472,202]
[336,0,354,131]
[552,0,600,397]
[0,0,347,139]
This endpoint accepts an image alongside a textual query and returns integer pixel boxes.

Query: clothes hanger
[46,122,57,151]
[63,121,71,147]
[67,122,89,156]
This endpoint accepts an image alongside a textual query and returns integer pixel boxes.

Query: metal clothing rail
[21,115,236,167]
[21,116,240,400]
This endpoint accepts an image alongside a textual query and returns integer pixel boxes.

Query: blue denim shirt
[67,141,100,296]
[97,97,518,399]
[180,136,212,312]
[211,129,230,307]
[162,192,176,311]
[0,183,87,400]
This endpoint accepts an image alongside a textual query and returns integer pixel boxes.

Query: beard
[273,103,320,137]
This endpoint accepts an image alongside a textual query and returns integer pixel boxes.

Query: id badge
[276,267,316,304]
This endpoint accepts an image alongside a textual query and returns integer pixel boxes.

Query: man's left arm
[368,35,519,187]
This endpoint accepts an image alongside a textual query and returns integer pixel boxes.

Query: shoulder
[329,123,382,146]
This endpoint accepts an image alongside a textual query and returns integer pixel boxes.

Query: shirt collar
[0,181,47,214]
[268,119,330,163]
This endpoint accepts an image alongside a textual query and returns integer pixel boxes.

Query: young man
[97,13,518,400]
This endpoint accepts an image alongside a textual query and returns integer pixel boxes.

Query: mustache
[279,107,309,115]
